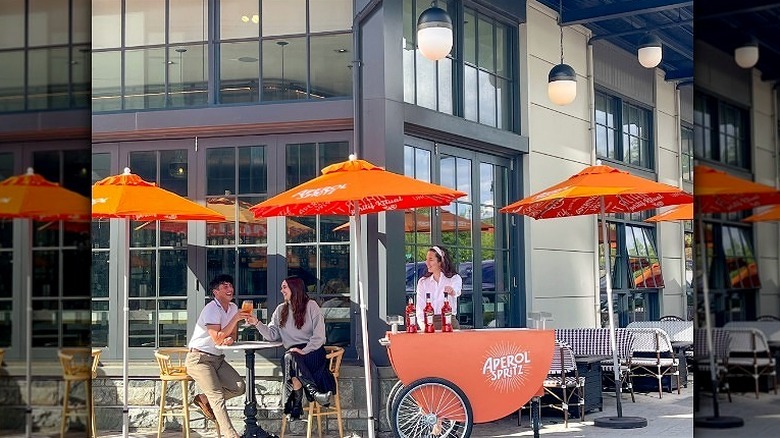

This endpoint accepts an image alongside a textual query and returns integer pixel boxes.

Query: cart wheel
[386,380,404,428]
[391,377,473,438]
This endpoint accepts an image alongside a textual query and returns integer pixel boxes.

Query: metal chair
[58,348,96,438]
[541,341,585,427]
[154,347,221,438]
[281,346,345,438]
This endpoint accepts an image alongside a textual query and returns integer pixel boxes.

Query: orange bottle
[423,293,435,333]
[441,291,453,332]
[405,297,418,333]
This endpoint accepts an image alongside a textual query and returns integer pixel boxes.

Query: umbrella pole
[123,218,130,438]
[594,199,646,429]
[694,216,743,428]
[25,263,32,436]
[353,202,376,438]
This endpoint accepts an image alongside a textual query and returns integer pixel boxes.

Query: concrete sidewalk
[9,378,780,437]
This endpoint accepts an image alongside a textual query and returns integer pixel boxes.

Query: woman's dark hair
[280,276,309,329]
[422,245,459,278]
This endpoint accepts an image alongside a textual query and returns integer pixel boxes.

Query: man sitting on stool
[186,274,278,438]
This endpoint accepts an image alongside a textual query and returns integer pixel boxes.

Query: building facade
[2,0,778,434]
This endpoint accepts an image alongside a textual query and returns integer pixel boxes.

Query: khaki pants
[186,351,245,438]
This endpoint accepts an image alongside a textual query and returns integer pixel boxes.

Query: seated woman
[248,276,336,420]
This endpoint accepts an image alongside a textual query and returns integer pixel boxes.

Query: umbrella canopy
[0,168,90,221]
[92,168,225,221]
[500,163,690,424]
[332,209,494,232]
[743,204,780,222]
[205,196,313,238]
[501,165,692,218]
[694,165,780,213]
[250,156,466,437]
[249,158,466,217]
[645,203,693,222]
[91,167,223,437]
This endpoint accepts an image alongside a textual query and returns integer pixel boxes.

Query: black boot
[303,382,332,407]
[288,388,304,420]
[283,390,294,415]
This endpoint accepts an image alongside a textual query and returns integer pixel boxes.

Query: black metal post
[242,348,275,438]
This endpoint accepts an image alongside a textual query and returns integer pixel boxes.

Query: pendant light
[417,2,453,61]
[637,34,663,68]
[548,0,576,106]
[734,37,759,69]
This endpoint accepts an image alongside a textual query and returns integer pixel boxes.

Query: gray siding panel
[593,40,654,105]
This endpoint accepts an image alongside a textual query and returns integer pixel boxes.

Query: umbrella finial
[348,153,357,161]
[123,167,131,175]
[26,167,34,175]
[596,159,602,165]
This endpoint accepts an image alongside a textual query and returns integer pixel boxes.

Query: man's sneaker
[193,393,216,421]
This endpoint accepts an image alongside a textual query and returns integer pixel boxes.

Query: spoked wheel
[391,377,473,438]
[386,380,405,428]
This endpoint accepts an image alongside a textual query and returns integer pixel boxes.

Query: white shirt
[188,299,238,356]
[416,273,462,329]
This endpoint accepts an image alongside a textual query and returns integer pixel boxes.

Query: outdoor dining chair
[627,327,681,398]
[539,340,585,427]
[58,348,96,438]
[281,345,345,438]
[723,328,778,398]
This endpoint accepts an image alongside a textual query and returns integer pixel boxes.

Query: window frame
[595,90,655,171]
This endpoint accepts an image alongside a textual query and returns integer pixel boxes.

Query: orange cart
[380,328,555,437]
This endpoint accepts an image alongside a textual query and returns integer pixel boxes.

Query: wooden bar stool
[58,348,96,438]
[154,347,221,438]
[281,346,345,438]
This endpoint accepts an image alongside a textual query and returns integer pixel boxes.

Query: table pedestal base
[241,349,278,438]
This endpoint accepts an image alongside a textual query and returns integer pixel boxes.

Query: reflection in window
[599,215,662,327]
[403,0,515,131]
[681,125,693,182]
[285,141,351,346]
[0,0,89,112]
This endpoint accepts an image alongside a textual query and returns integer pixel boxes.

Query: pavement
[6,376,780,437]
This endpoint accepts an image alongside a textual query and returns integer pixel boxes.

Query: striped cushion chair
[693,328,732,406]
[627,327,680,398]
[723,327,778,398]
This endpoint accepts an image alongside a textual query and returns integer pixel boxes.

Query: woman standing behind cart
[248,276,335,420]
[416,245,463,330]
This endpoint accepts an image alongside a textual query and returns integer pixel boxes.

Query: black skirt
[282,344,336,400]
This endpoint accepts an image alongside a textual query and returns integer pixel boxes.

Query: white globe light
[734,44,759,69]
[638,46,662,68]
[548,63,577,106]
[417,27,453,61]
[416,6,453,61]
[548,80,577,106]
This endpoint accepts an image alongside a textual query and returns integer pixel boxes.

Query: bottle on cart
[423,293,435,333]
[441,291,453,332]
[405,297,418,333]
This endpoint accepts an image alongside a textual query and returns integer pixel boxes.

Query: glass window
[310,34,353,99]
[285,141,350,346]
[28,0,70,46]
[694,92,750,170]
[681,125,693,182]
[596,91,654,170]
[404,141,511,328]
[262,38,307,102]
[169,44,209,107]
[124,47,166,110]
[93,0,122,49]
[310,0,352,32]
[262,0,306,37]
[0,51,25,112]
[125,0,165,47]
[220,41,261,104]
[29,149,91,348]
[28,47,71,110]
[0,1,25,49]
[404,1,514,130]
[206,145,270,337]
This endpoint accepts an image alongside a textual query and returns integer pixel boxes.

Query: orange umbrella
[249,158,466,217]
[0,168,90,221]
[332,209,493,232]
[250,156,466,432]
[645,203,693,222]
[0,168,90,432]
[694,165,780,213]
[205,196,313,238]
[91,168,224,434]
[500,165,692,218]
[500,163,690,425]
[93,169,225,221]
[743,204,780,222]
